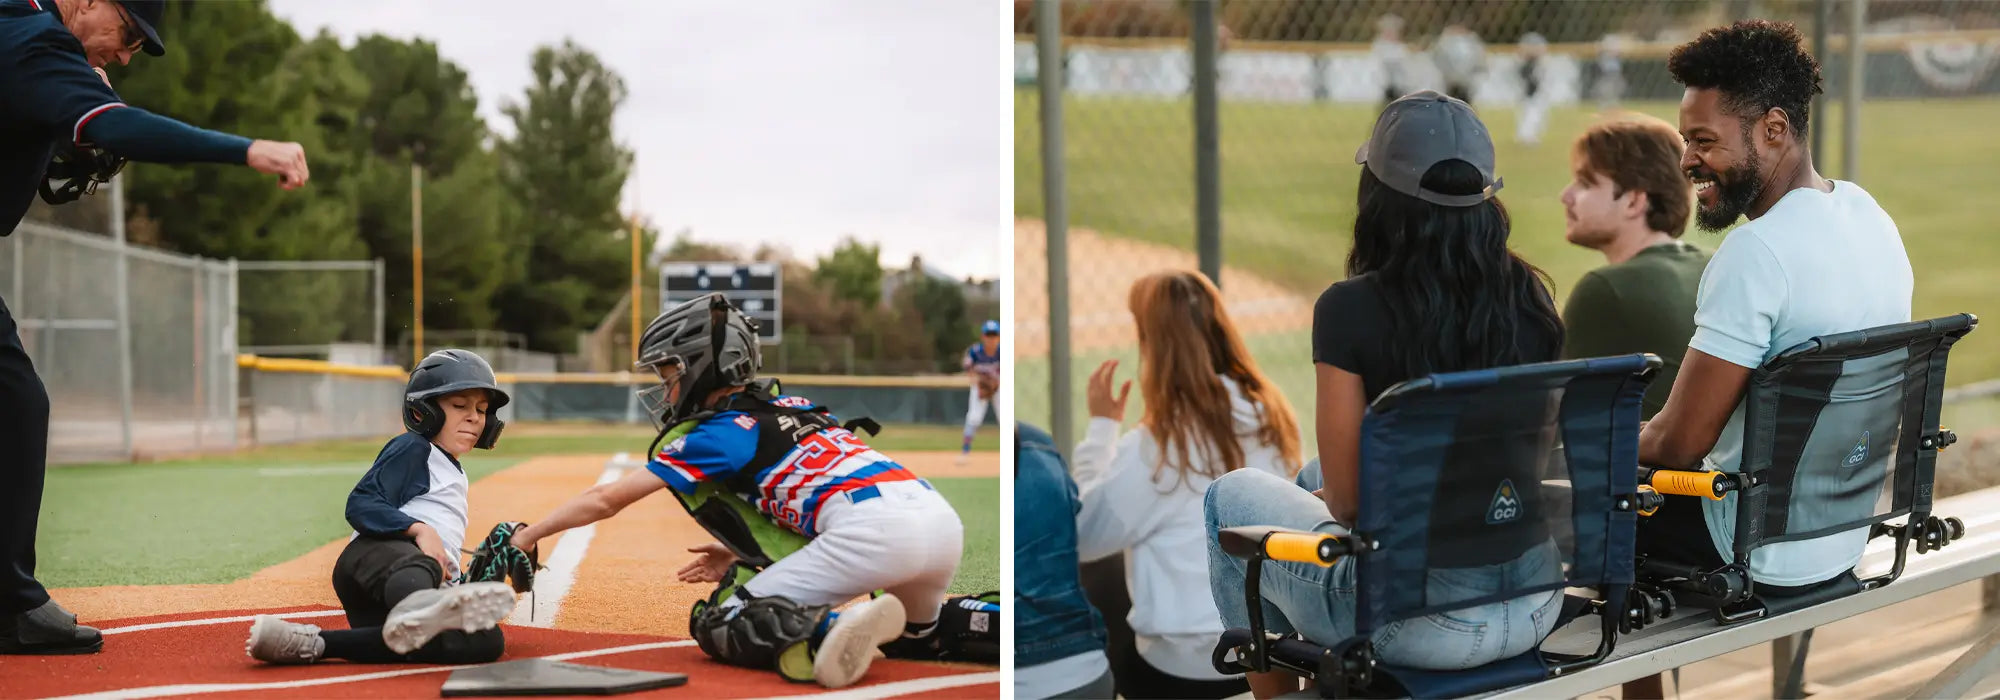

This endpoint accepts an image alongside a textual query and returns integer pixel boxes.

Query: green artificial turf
[932,477,1002,596]
[35,423,1000,589]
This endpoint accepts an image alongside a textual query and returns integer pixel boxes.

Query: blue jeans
[1204,468,1564,671]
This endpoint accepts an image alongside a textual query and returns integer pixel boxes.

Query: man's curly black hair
[1667,19,1824,141]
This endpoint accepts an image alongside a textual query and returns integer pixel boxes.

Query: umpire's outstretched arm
[0,0,304,658]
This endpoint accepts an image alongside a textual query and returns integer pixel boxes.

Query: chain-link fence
[236,259,385,364]
[1018,0,2000,458]
[3,219,237,463]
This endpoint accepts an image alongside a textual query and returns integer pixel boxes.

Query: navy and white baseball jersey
[963,343,999,380]
[645,394,923,538]
[0,0,126,231]
[346,432,472,580]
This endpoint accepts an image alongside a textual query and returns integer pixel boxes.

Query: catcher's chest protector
[668,393,872,570]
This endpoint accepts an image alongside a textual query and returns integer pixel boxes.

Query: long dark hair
[1345,160,1564,379]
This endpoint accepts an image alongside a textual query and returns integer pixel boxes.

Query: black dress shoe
[0,600,103,654]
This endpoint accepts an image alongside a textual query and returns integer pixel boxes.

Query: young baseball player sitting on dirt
[502,294,998,689]
[242,349,530,666]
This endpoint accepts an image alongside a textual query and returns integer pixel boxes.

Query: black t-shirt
[1314,272,1566,570]
[1312,272,1562,402]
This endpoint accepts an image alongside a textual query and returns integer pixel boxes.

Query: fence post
[111,176,134,459]
[1191,0,1222,288]
[1843,0,1866,181]
[1036,0,1073,458]
[1812,0,1830,159]
[373,257,386,363]
[229,257,241,448]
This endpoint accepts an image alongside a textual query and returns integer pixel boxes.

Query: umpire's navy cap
[1353,90,1503,207]
[114,0,164,56]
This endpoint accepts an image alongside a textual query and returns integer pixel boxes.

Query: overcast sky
[266,0,1006,280]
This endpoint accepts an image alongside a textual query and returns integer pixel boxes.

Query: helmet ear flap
[405,398,444,438]
[475,415,505,449]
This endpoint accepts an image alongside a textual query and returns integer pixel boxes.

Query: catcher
[504,294,998,689]
[959,319,1000,464]
[242,349,527,665]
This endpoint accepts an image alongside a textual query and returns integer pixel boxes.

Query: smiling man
[1624,19,1914,698]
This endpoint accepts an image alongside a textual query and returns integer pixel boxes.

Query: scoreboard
[659,262,782,344]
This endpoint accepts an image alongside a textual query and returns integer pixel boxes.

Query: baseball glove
[462,521,540,593]
[978,376,998,400]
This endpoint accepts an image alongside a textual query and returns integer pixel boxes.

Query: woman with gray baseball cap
[1203,91,1567,697]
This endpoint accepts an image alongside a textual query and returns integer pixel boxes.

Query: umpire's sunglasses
[112,2,144,51]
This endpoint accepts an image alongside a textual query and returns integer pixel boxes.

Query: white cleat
[812,594,906,689]
[382,582,517,655]
[245,615,325,665]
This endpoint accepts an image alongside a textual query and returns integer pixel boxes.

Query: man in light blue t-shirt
[1636,20,1913,597]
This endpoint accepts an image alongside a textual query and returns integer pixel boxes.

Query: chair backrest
[1733,314,1977,557]
[1352,353,1659,635]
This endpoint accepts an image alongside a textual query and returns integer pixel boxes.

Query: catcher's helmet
[405,349,510,449]
[635,293,761,428]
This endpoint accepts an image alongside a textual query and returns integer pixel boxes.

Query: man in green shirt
[1558,113,1710,419]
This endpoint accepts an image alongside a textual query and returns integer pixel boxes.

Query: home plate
[440,659,689,696]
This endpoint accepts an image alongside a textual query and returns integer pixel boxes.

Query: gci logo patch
[1486,479,1521,524]
[1845,431,1870,468]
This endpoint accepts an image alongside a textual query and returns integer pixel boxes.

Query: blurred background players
[1432,20,1487,105]
[1370,14,1410,110]
[960,319,1000,465]
[1516,32,1551,146]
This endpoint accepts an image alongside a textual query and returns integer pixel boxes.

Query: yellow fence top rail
[234,355,966,389]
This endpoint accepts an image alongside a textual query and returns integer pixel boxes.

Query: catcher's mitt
[462,521,540,593]
[39,141,126,205]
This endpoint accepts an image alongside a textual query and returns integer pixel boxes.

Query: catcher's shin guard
[689,567,829,683]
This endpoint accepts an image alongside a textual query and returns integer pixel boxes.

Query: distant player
[244,349,519,666]
[504,294,998,689]
[1516,32,1551,146]
[960,319,1000,464]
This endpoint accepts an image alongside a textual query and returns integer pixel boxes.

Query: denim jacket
[1013,423,1109,667]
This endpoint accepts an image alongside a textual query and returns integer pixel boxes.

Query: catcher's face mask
[39,145,126,205]
[637,360,685,430]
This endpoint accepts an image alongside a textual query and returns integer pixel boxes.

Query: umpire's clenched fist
[246,140,309,190]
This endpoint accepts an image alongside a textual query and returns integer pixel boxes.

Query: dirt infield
[0,607,994,699]
[30,454,997,698]
[1012,218,1315,357]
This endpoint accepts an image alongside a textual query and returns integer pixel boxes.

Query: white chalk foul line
[739,671,1002,700]
[39,640,696,700]
[506,460,624,628]
[101,610,346,636]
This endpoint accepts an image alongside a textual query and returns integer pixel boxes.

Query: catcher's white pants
[964,385,992,437]
[741,480,963,625]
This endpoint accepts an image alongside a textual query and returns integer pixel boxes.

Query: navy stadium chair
[1635,314,1979,626]
[1211,353,1663,698]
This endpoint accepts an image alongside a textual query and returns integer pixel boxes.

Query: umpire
[0,0,309,654]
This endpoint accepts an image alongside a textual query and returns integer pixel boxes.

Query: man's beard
[1694,147,1763,232]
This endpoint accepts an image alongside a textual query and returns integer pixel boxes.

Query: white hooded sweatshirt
[1071,376,1300,680]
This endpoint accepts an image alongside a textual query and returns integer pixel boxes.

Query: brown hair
[1571,113,1693,237]
[1128,270,1303,488]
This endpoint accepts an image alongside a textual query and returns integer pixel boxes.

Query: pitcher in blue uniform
[959,319,1000,464]
[0,0,309,655]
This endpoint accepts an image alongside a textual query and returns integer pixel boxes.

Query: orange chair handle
[1650,469,1731,500]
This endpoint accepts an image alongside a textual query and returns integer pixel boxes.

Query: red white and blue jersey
[964,343,1000,380]
[645,395,923,538]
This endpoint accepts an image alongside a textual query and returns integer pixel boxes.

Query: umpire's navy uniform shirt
[0,0,127,235]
